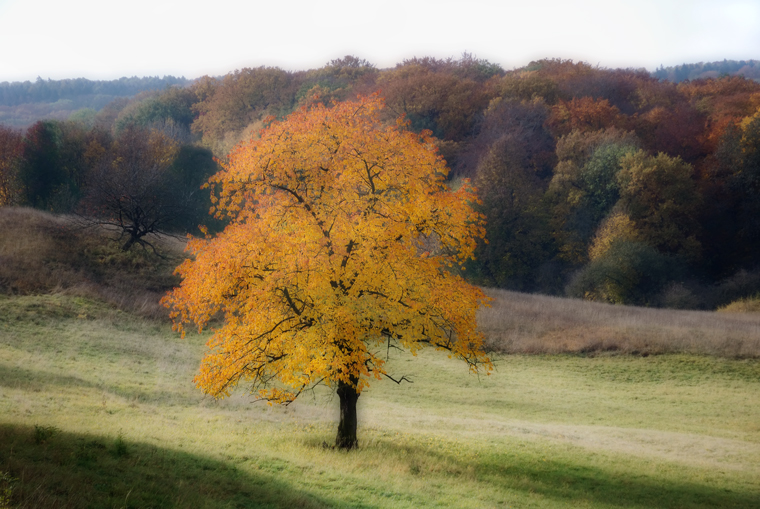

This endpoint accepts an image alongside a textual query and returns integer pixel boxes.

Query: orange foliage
[191,67,295,154]
[678,77,760,153]
[378,59,492,141]
[163,95,491,404]
[547,97,626,136]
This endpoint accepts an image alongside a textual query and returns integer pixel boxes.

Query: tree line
[2,55,760,308]
[652,59,760,83]
[0,75,190,106]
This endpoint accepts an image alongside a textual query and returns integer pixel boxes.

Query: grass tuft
[0,471,15,509]
[32,425,60,445]
[113,432,129,458]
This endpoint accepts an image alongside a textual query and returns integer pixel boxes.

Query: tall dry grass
[479,288,760,357]
[718,296,760,314]
[0,207,185,319]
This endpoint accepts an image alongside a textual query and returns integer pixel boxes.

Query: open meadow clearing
[1,293,759,508]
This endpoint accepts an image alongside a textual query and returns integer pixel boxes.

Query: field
[1,207,759,507]
[1,292,759,508]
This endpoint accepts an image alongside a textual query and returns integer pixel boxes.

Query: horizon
[2,56,760,86]
[0,52,760,83]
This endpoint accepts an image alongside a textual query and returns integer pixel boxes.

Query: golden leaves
[164,95,491,403]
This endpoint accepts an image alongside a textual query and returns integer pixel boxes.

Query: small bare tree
[81,125,184,252]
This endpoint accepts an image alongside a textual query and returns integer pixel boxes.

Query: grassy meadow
[1,207,760,508]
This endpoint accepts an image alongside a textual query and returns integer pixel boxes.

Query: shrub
[566,240,683,305]
[32,424,60,445]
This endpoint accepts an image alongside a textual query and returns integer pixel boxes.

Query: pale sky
[0,0,758,82]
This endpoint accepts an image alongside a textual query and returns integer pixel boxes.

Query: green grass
[1,294,759,508]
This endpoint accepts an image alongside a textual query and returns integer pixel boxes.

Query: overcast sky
[0,0,758,82]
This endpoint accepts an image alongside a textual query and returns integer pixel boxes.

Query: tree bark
[335,381,359,450]
[121,235,137,251]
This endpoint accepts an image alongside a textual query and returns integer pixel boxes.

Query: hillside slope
[0,207,185,318]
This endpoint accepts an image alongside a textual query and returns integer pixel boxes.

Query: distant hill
[651,59,760,83]
[0,75,190,128]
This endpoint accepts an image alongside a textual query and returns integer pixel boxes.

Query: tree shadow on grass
[0,363,201,407]
[358,439,759,508]
[0,363,95,392]
[0,423,346,509]
[476,453,758,508]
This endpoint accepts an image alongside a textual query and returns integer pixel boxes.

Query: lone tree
[81,125,181,252]
[163,95,491,449]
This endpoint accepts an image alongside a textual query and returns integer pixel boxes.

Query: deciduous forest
[2,55,760,310]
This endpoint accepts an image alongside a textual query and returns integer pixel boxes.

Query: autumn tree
[163,96,491,449]
[546,97,627,137]
[617,151,702,262]
[677,76,760,154]
[520,59,646,113]
[701,107,760,274]
[547,128,638,264]
[629,103,706,164]
[471,139,554,290]
[493,70,563,105]
[113,87,198,140]
[378,57,495,172]
[566,239,682,305]
[293,55,378,109]
[191,67,296,156]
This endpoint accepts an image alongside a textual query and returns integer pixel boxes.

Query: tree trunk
[335,381,359,450]
[121,235,137,251]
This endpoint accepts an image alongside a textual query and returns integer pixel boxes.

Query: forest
[1,55,759,310]
[652,59,760,82]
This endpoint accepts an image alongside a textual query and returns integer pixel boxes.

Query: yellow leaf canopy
[163,95,491,403]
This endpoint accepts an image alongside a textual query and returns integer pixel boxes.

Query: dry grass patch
[719,296,760,314]
[0,207,185,319]
[480,288,760,357]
